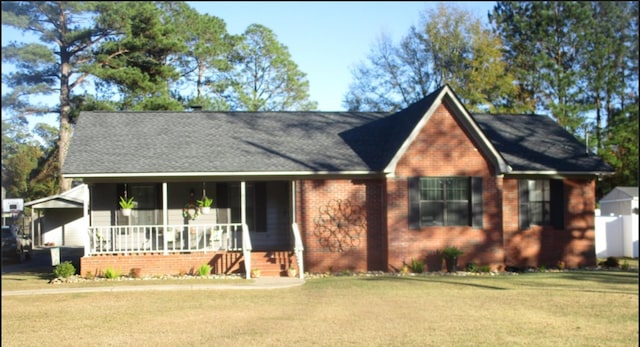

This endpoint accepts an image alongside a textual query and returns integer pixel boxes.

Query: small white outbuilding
[24,184,88,247]
[599,186,638,216]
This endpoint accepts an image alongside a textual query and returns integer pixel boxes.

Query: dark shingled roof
[62,86,613,178]
[339,85,442,170]
[472,113,613,173]
[62,110,390,175]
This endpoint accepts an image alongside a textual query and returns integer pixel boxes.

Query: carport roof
[24,184,86,209]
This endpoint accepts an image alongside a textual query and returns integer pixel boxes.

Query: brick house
[61,85,613,277]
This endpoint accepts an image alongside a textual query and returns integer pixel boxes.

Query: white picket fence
[595,213,639,258]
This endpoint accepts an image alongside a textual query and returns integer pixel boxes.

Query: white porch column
[30,208,35,247]
[83,184,90,256]
[241,181,246,225]
[162,182,168,255]
[291,180,296,224]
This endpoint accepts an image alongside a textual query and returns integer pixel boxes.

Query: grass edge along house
[61,85,613,278]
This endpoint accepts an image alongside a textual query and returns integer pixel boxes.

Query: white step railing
[242,223,252,279]
[292,223,304,279]
[87,223,243,255]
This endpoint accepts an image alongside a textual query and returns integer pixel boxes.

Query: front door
[218,181,291,250]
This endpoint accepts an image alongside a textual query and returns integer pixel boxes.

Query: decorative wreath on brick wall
[313,199,366,252]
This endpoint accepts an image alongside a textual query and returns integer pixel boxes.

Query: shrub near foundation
[197,264,212,277]
[104,267,120,279]
[53,261,76,278]
[409,258,425,273]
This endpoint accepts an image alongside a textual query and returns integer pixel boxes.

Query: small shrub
[603,257,619,268]
[342,268,352,276]
[197,264,212,277]
[479,265,491,273]
[104,267,120,279]
[84,271,95,279]
[557,261,566,270]
[538,265,547,272]
[178,269,188,276]
[53,261,76,278]
[441,246,463,259]
[621,260,630,270]
[466,262,479,273]
[409,258,425,273]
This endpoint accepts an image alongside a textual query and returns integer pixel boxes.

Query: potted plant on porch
[197,196,214,215]
[119,196,135,216]
[441,246,463,273]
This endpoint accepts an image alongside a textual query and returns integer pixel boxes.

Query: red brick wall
[502,178,597,269]
[81,252,244,277]
[387,103,504,272]
[295,178,385,273]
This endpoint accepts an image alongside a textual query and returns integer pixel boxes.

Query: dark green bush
[409,258,425,273]
[441,246,463,259]
[466,262,479,272]
[603,257,619,268]
[53,261,76,278]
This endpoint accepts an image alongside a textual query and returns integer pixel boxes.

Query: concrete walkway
[2,247,305,296]
[2,277,306,296]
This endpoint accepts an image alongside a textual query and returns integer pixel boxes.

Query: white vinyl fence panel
[595,214,639,258]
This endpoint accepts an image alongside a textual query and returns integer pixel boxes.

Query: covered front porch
[81,180,304,278]
[81,223,304,279]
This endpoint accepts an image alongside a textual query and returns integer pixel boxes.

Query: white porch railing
[87,223,243,255]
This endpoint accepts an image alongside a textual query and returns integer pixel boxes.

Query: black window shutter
[518,180,529,229]
[408,177,420,230]
[550,179,564,229]
[471,177,483,228]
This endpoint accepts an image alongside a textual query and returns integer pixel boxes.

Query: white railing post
[292,223,304,279]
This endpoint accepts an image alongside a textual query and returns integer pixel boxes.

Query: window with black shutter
[408,177,482,229]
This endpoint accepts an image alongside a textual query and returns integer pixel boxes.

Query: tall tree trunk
[59,38,72,192]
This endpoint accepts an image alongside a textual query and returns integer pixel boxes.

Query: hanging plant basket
[197,196,214,215]
[119,194,135,217]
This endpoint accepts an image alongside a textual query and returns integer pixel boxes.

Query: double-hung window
[409,177,483,229]
[518,179,564,229]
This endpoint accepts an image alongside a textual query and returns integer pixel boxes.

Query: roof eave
[63,170,384,181]
[504,170,615,178]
